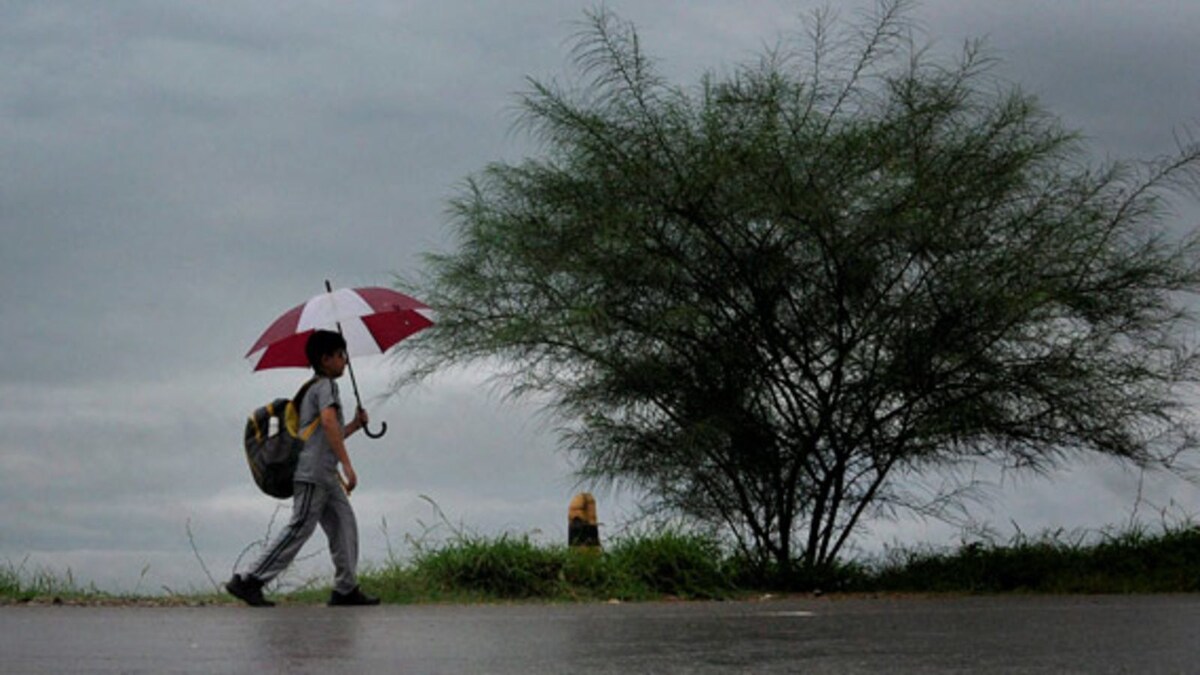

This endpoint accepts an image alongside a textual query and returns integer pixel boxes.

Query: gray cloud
[3,0,1199,591]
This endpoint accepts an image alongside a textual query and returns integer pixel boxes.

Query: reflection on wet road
[3,595,1199,673]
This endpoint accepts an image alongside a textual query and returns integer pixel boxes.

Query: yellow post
[568,492,600,548]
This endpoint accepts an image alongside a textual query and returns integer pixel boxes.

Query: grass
[0,557,133,606]
[0,556,232,606]
[358,528,734,604]
[1,557,98,604]
[868,524,1200,594]
[7,523,1200,605]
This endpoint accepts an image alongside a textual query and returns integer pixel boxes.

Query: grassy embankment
[6,524,1200,605]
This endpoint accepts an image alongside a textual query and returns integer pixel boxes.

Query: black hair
[305,329,347,372]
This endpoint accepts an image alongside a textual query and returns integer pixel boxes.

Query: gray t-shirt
[294,377,344,485]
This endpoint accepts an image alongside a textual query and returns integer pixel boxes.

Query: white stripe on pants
[248,480,359,594]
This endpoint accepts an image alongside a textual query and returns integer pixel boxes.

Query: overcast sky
[3,0,1199,594]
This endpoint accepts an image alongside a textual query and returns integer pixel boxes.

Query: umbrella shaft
[345,354,364,409]
[326,279,365,410]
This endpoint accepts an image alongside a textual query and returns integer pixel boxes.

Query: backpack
[243,378,319,499]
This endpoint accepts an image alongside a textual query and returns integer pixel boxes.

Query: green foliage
[351,522,1200,600]
[0,558,109,604]
[605,530,732,599]
[411,533,565,599]
[558,548,619,596]
[725,551,871,593]
[870,524,1200,593]
[353,528,737,603]
[9,523,1200,604]
[398,0,1200,583]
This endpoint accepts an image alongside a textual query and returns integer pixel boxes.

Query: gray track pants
[248,480,359,594]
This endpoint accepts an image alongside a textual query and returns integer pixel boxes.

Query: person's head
[306,330,348,377]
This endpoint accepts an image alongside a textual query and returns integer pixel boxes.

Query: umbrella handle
[364,420,387,439]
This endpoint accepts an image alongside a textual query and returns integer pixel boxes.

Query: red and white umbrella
[246,285,433,371]
[246,283,434,439]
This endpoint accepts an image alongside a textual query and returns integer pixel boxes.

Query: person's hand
[341,465,358,494]
[355,407,369,428]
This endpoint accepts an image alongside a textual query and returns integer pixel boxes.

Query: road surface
[2,594,1198,673]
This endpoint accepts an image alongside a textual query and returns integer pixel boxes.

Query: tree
[396,1,1200,581]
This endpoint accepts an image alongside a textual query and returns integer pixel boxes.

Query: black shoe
[226,574,275,607]
[328,586,381,606]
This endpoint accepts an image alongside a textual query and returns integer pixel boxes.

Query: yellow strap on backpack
[285,401,322,441]
[286,376,323,441]
[294,376,323,441]
[302,416,321,440]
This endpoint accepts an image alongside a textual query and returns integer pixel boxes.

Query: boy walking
[227,329,380,607]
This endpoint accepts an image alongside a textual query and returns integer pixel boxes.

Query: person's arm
[321,406,357,492]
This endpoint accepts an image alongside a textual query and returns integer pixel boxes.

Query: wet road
[2,595,1199,673]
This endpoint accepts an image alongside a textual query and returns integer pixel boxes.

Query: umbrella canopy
[247,286,433,371]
